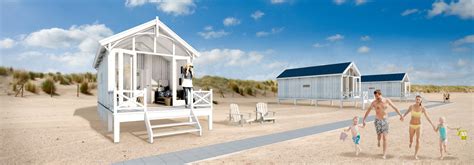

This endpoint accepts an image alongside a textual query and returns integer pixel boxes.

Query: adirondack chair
[256,102,276,124]
[228,104,253,126]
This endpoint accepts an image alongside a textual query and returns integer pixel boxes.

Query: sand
[0,82,472,164]
[199,93,474,165]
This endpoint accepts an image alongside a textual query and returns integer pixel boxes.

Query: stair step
[152,128,200,137]
[150,122,197,129]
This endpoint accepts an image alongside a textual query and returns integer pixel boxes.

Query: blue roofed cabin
[361,73,411,100]
[276,62,362,108]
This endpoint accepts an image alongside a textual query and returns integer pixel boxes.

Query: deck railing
[191,89,213,108]
[113,88,147,113]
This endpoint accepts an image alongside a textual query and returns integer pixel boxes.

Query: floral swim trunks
[374,118,389,135]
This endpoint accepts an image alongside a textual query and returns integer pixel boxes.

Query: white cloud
[23,24,113,51]
[223,17,241,26]
[251,10,265,20]
[125,0,147,7]
[453,34,474,46]
[451,34,474,52]
[270,0,286,4]
[401,8,419,16]
[360,35,371,41]
[125,0,196,16]
[197,26,229,39]
[195,49,264,67]
[0,38,15,49]
[9,23,113,71]
[375,61,473,85]
[333,0,346,5]
[204,26,213,31]
[17,51,43,60]
[357,46,370,53]
[326,34,344,42]
[256,27,284,37]
[428,0,474,19]
[312,43,328,48]
[355,0,368,5]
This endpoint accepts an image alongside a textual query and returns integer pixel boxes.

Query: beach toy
[340,132,348,141]
[457,129,468,140]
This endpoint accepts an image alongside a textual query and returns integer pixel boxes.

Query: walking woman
[402,95,435,159]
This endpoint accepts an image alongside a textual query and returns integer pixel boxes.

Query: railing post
[209,89,213,130]
[143,88,147,110]
[113,90,117,114]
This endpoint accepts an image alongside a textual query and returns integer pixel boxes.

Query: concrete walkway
[113,101,447,165]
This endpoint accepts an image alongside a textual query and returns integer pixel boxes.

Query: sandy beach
[0,83,472,164]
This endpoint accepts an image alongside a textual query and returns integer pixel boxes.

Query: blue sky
[0,0,473,85]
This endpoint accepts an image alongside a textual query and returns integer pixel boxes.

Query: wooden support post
[118,51,124,104]
[113,115,120,143]
[208,113,213,130]
[294,99,297,105]
[171,53,176,106]
[107,112,113,132]
[315,100,318,107]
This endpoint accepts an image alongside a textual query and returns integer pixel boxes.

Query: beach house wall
[276,62,361,108]
[361,73,410,99]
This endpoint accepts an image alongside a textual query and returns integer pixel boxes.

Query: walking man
[362,89,404,159]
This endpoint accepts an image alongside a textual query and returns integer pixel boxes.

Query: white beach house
[361,73,411,100]
[276,62,362,108]
[93,17,213,143]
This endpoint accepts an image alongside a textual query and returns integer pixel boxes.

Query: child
[345,116,365,155]
[434,117,459,160]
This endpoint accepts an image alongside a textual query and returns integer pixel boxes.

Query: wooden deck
[116,105,212,122]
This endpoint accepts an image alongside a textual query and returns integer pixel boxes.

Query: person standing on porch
[182,63,193,108]
[362,89,404,159]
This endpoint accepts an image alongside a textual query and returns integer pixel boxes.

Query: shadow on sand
[339,152,395,159]
[73,106,218,143]
[73,106,152,143]
[400,154,458,161]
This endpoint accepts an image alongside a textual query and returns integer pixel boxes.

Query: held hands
[399,115,404,122]
[362,121,366,127]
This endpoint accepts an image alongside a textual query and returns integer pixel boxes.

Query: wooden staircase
[144,106,202,144]
[143,90,212,144]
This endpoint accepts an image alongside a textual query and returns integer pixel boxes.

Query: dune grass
[193,75,277,97]
[411,85,474,93]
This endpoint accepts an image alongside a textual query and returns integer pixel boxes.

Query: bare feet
[440,156,444,160]
[382,155,386,159]
[356,151,359,156]
[414,155,419,160]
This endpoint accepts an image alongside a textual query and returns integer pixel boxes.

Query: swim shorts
[374,118,389,135]
[352,134,361,144]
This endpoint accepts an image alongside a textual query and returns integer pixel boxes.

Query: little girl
[345,116,365,155]
[434,117,459,160]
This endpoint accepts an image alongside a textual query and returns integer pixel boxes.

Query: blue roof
[361,73,406,82]
[277,62,352,78]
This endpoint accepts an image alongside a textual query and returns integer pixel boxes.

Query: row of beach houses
[93,17,411,143]
[276,62,411,108]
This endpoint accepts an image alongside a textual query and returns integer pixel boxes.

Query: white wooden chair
[256,102,276,124]
[228,104,253,126]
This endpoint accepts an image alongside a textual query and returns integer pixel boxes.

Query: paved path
[114,101,447,165]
